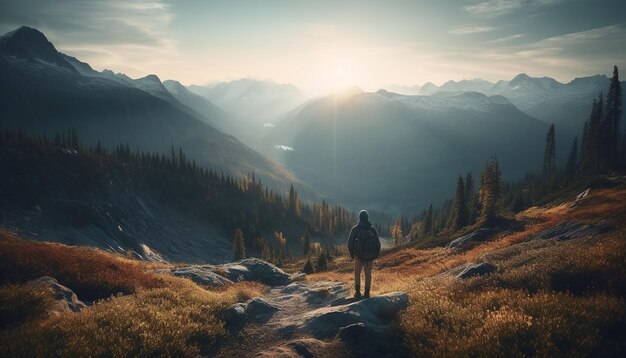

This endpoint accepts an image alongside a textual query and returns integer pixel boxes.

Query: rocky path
[216,281,409,358]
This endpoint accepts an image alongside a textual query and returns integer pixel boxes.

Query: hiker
[347,210,381,299]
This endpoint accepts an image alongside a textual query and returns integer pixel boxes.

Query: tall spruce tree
[302,231,310,256]
[423,204,433,237]
[465,172,478,224]
[605,65,622,169]
[479,156,503,226]
[452,175,468,229]
[543,124,556,190]
[233,228,246,260]
[565,136,578,180]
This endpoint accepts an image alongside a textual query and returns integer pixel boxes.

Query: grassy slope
[307,182,626,356]
[0,233,264,357]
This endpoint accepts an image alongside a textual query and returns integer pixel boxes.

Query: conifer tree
[391,221,403,246]
[479,156,503,226]
[233,228,246,260]
[543,124,556,190]
[422,204,433,237]
[605,65,622,169]
[565,136,578,181]
[452,175,468,229]
[302,231,310,256]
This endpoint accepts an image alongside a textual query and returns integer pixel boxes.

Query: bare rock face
[27,276,86,313]
[255,338,331,358]
[218,258,291,286]
[448,228,494,251]
[298,292,409,339]
[530,220,611,241]
[163,267,234,287]
[225,297,279,330]
[456,262,497,279]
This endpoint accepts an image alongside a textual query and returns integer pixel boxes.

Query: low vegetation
[0,232,264,357]
[308,184,626,356]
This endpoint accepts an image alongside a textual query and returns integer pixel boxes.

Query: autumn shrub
[0,280,263,357]
[0,285,54,329]
[0,232,165,301]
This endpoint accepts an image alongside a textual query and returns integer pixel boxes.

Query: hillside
[0,130,355,263]
[1,177,624,357]
[0,26,298,191]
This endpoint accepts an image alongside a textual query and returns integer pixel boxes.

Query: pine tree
[465,172,478,225]
[479,156,503,226]
[303,258,314,274]
[316,251,328,272]
[604,66,622,169]
[565,136,578,181]
[391,221,403,246]
[543,124,556,191]
[302,231,310,256]
[422,204,433,237]
[452,175,468,229]
[233,228,246,260]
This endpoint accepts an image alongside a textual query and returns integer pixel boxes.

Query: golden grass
[0,276,263,357]
[309,184,626,356]
[0,230,167,301]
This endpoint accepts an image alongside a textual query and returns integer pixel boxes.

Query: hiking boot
[353,291,362,299]
[363,291,370,299]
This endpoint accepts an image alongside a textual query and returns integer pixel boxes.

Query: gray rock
[27,276,86,313]
[301,292,409,339]
[225,297,279,329]
[336,323,409,357]
[531,220,611,241]
[456,262,497,279]
[448,228,494,250]
[256,338,329,358]
[221,258,290,286]
[167,267,233,287]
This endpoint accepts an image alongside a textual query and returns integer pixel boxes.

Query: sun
[312,56,364,95]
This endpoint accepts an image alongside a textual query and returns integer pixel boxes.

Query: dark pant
[354,257,373,293]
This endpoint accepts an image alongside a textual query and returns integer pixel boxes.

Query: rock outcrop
[530,221,611,241]
[448,228,494,251]
[27,276,86,313]
[163,266,234,287]
[456,262,497,279]
[218,258,291,286]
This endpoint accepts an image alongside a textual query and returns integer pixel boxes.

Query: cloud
[485,33,525,43]
[0,0,176,77]
[464,0,565,17]
[449,25,496,35]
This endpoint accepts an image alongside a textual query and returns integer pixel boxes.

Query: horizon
[1,0,625,96]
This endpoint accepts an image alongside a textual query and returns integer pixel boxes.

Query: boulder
[300,292,408,339]
[456,262,496,279]
[256,338,329,358]
[530,221,611,241]
[225,297,279,329]
[220,258,290,286]
[448,228,493,250]
[27,276,86,313]
[336,323,408,358]
[167,267,233,287]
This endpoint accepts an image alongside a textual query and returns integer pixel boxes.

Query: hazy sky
[1,0,625,95]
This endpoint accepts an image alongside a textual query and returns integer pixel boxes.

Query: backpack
[356,226,380,261]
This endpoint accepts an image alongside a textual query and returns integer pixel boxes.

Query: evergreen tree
[479,156,503,226]
[391,221,403,246]
[543,124,556,190]
[452,175,468,229]
[233,228,246,260]
[565,136,578,181]
[422,204,433,237]
[302,231,310,256]
[303,258,314,274]
[605,65,622,169]
[465,172,478,225]
[316,251,328,272]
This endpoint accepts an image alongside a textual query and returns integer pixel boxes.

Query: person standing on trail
[347,210,381,299]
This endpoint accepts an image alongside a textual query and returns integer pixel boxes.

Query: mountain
[189,78,306,125]
[268,89,548,213]
[383,84,422,95]
[0,26,297,189]
[162,79,236,134]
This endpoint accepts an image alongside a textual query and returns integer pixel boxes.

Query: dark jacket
[347,220,380,260]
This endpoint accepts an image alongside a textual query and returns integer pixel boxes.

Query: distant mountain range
[269,89,549,213]
[0,26,298,191]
